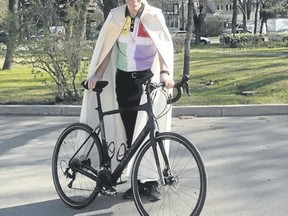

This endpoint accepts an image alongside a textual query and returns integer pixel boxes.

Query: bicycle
[52,73,207,216]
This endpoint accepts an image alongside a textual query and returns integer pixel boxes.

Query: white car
[30,26,65,41]
[171,30,211,45]
[268,29,288,41]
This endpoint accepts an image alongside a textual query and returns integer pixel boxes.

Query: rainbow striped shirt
[116,13,157,72]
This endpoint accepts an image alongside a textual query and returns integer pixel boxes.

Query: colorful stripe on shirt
[117,16,157,72]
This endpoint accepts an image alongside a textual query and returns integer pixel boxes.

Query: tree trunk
[254,0,259,34]
[238,0,247,31]
[181,0,185,30]
[183,0,193,76]
[260,18,264,34]
[246,0,252,20]
[259,3,268,34]
[103,0,118,20]
[73,0,89,77]
[232,0,238,34]
[243,13,247,31]
[77,0,89,39]
[2,0,18,70]
[192,0,206,45]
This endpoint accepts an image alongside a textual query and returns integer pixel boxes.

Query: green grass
[0,60,57,104]
[1,45,288,105]
[174,46,288,105]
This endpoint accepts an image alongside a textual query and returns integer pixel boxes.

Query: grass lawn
[174,46,288,105]
[0,45,288,105]
[0,59,57,104]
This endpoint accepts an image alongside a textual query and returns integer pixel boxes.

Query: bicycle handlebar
[168,74,190,104]
[81,74,190,104]
[152,74,190,104]
[167,74,190,104]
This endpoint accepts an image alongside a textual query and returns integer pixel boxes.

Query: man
[80,0,174,201]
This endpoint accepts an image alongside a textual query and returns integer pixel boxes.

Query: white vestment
[80,2,174,176]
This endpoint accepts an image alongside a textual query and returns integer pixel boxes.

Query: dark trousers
[115,69,148,148]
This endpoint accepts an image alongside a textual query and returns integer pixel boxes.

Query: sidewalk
[0,104,288,117]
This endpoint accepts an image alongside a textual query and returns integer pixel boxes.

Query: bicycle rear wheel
[132,132,207,216]
[52,123,102,208]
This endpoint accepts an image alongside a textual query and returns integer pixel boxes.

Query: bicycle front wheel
[52,123,102,208]
[132,132,207,216]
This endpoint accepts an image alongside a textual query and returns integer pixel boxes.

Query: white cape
[80,2,174,173]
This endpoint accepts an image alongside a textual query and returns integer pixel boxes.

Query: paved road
[0,115,287,216]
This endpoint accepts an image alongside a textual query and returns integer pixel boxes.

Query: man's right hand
[86,74,102,90]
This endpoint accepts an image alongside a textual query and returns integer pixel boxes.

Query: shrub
[221,33,265,48]
[203,15,224,37]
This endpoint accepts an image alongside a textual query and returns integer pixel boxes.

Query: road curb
[0,104,287,117]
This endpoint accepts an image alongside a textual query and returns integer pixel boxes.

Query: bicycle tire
[52,123,103,209]
[131,132,207,216]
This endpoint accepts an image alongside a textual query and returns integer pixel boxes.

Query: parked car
[171,30,187,36]
[276,29,288,33]
[171,30,211,45]
[0,31,8,44]
[268,29,288,42]
[190,33,211,44]
[30,29,45,40]
[30,26,65,41]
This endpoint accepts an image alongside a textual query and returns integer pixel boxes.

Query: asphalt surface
[0,115,288,216]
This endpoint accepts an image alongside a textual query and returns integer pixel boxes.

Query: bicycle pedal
[99,185,117,197]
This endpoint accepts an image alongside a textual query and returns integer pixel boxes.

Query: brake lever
[165,74,190,104]
[183,82,191,96]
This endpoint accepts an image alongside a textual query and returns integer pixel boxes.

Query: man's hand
[86,74,102,90]
[160,73,174,89]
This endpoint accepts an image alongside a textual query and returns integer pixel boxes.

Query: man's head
[125,0,142,15]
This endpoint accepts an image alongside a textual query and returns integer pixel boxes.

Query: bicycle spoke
[132,132,207,216]
[52,123,102,208]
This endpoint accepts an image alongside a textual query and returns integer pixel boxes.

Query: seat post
[95,90,102,113]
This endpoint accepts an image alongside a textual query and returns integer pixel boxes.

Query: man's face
[125,0,142,9]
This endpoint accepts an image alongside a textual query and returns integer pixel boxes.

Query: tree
[2,0,19,70]
[191,0,207,45]
[16,0,92,102]
[232,0,238,33]
[183,0,193,76]
[96,0,118,20]
[259,0,273,33]
[259,0,288,33]
[246,0,253,20]
[238,0,247,31]
[181,0,185,30]
[254,0,260,34]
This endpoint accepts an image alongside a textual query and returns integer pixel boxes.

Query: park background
[0,0,287,106]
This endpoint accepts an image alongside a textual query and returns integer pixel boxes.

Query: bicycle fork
[151,132,172,187]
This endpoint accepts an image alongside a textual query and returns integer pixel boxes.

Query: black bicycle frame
[94,80,161,185]
[69,75,189,187]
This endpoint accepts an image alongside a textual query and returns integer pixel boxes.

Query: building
[163,0,259,31]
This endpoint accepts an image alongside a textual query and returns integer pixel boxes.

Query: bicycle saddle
[81,80,109,92]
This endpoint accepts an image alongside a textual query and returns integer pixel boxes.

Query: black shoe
[123,187,133,199]
[123,181,161,201]
[144,181,161,202]
[122,182,145,199]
